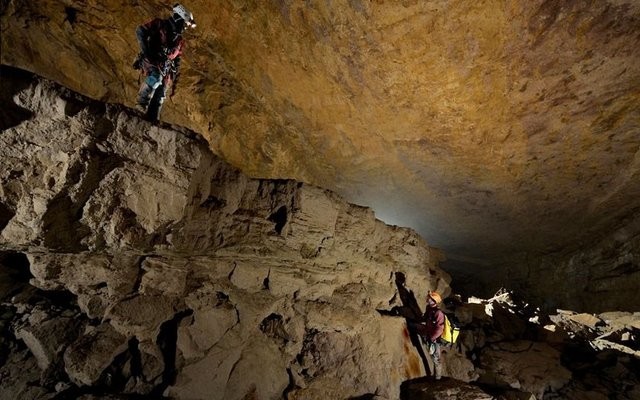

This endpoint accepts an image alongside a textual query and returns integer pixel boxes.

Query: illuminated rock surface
[0,70,448,399]
[1,1,640,398]
[2,1,639,280]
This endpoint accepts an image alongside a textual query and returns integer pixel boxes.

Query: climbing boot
[434,363,442,380]
[135,102,147,113]
[136,81,155,113]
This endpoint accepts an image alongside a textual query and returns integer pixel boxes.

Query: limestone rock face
[0,71,450,399]
[462,215,640,312]
[2,1,640,274]
[478,341,571,399]
[14,307,81,371]
[63,324,129,387]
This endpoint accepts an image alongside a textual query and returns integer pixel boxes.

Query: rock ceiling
[2,0,640,263]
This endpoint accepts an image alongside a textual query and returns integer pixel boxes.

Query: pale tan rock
[567,313,602,329]
[591,329,640,358]
[267,267,309,297]
[27,253,139,298]
[63,323,128,386]
[165,330,245,400]
[106,294,180,340]
[77,293,108,320]
[139,257,189,297]
[177,286,239,359]
[228,260,270,293]
[138,341,164,382]
[4,2,640,292]
[14,314,80,370]
[219,338,290,400]
[598,311,640,330]
[287,318,421,400]
[1,72,451,400]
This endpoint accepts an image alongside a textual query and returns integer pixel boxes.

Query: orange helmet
[428,291,442,304]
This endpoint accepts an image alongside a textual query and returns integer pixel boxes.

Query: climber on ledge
[132,3,195,121]
[410,291,445,380]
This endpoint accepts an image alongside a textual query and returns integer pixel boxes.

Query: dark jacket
[136,18,184,73]
[419,306,444,342]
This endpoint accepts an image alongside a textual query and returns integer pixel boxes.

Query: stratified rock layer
[2,1,640,269]
[0,69,450,399]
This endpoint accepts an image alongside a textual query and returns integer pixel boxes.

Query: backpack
[441,313,460,343]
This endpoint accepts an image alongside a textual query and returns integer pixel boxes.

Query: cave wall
[0,68,450,399]
[2,1,640,266]
[508,214,640,313]
[449,212,640,313]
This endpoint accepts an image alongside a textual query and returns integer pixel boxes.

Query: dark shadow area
[0,253,76,310]
[150,309,193,397]
[0,65,35,130]
[63,95,85,117]
[0,251,32,301]
[63,6,78,25]
[390,272,424,320]
[199,195,226,210]
[0,252,32,369]
[262,270,270,290]
[442,258,499,300]
[0,202,14,232]
[378,272,431,378]
[128,337,143,379]
[283,368,298,399]
[268,205,288,235]
[260,313,289,345]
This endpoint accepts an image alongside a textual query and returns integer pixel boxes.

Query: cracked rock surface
[0,68,450,399]
[2,1,640,294]
[2,68,639,400]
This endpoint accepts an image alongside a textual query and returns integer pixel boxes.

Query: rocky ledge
[0,67,450,399]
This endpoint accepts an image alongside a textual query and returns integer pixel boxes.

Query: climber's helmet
[428,291,442,305]
[172,3,196,28]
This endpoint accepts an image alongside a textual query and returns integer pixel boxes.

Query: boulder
[14,311,81,370]
[401,378,494,400]
[478,341,571,399]
[441,347,478,382]
[0,348,55,400]
[106,294,181,340]
[63,324,129,386]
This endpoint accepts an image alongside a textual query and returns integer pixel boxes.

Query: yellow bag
[441,314,460,343]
